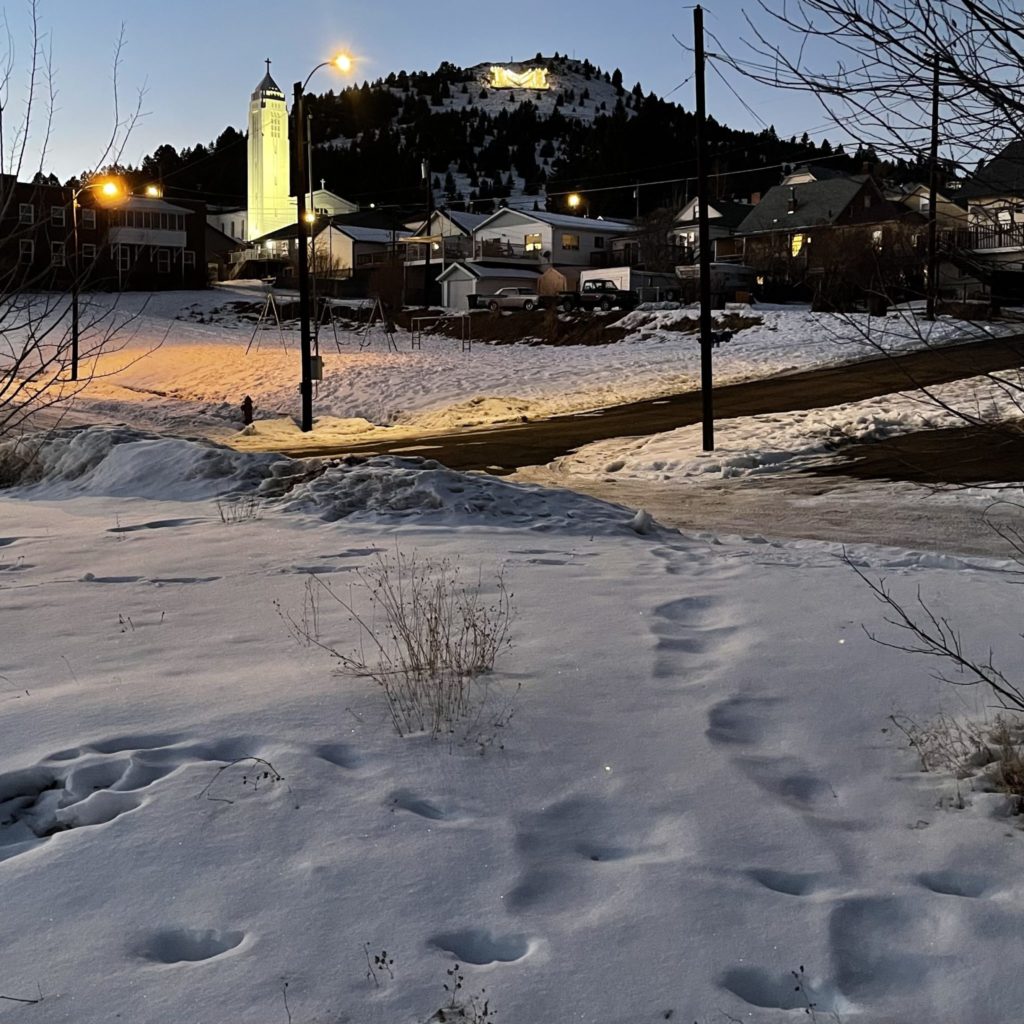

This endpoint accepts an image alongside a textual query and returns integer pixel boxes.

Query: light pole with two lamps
[294,52,353,432]
[70,177,126,381]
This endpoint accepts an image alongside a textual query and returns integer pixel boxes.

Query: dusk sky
[10,0,837,181]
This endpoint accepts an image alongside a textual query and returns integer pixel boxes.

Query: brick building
[0,176,208,291]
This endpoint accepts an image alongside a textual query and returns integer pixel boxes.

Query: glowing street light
[294,50,356,432]
[567,192,582,210]
[70,176,126,381]
[144,183,162,198]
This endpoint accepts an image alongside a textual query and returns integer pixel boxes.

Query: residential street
[276,332,1024,477]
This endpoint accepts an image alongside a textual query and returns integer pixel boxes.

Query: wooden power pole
[694,4,715,451]
[926,53,940,321]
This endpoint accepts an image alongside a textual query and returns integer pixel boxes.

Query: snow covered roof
[442,210,492,234]
[735,177,872,234]
[124,196,193,215]
[436,261,540,282]
[475,207,636,235]
[329,225,411,243]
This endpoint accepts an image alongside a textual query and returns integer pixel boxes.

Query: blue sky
[12,0,835,180]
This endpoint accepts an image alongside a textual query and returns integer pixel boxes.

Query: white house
[471,209,635,267]
[404,209,492,264]
[436,262,541,309]
[209,190,357,244]
[312,223,411,273]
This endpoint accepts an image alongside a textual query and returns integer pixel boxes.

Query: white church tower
[247,61,292,241]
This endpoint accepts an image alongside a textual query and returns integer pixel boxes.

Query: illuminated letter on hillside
[489,66,550,90]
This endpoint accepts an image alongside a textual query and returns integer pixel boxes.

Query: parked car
[469,287,542,312]
[558,278,638,312]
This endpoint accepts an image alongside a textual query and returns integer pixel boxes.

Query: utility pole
[293,80,313,432]
[422,159,433,307]
[694,4,715,451]
[926,53,940,321]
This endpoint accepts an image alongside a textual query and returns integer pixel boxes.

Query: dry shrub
[282,551,514,739]
[890,710,1024,810]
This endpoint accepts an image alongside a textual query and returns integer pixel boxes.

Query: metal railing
[473,239,542,260]
[946,224,1024,252]
[409,312,473,352]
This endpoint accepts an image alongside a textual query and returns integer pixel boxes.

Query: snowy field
[3,428,1024,1023]
[33,283,1018,452]
[5,287,1024,1021]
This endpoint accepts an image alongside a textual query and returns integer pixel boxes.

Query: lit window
[51,205,65,227]
[51,241,65,267]
[19,239,33,263]
[791,233,805,257]
[19,203,33,224]
[525,232,543,252]
[871,229,883,249]
[561,233,580,251]
[82,209,96,229]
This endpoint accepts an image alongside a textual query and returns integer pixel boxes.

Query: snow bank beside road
[551,372,1024,483]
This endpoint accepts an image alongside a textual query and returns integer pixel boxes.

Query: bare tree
[715,1,1024,164]
[0,3,150,443]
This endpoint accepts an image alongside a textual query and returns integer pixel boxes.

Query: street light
[294,51,355,432]
[70,176,126,381]
[567,191,591,218]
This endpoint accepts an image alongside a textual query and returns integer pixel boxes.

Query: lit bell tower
[247,59,291,241]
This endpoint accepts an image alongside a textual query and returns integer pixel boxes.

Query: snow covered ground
[550,370,1024,491]
[3,428,1024,1023]
[6,289,1024,1021]
[20,284,1015,455]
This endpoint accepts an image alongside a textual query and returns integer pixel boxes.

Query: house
[956,141,1024,229]
[243,219,410,274]
[436,262,541,309]
[0,177,207,290]
[470,208,635,268]
[944,141,1024,302]
[403,209,492,265]
[734,175,926,305]
[672,197,754,262]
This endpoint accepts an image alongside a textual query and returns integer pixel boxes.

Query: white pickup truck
[470,287,542,312]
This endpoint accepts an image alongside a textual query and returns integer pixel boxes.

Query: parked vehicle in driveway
[558,278,638,312]
[469,287,542,312]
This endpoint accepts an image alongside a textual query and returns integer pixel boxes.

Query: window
[525,232,543,252]
[183,250,195,268]
[871,228,883,249]
[118,245,131,271]
[51,241,65,267]
[19,239,33,263]
[863,194,873,209]
[157,249,171,274]
[561,233,580,251]
[51,205,65,227]
[18,203,33,225]
[81,243,96,263]
[594,236,605,249]
[229,220,236,237]
[918,196,930,213]
[790,233,805,257]
[82,209,96,229]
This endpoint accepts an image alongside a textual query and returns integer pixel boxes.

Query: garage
[438,261,542,310]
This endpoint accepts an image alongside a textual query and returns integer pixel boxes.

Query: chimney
[787,186,797,214]
[750,191,761,206]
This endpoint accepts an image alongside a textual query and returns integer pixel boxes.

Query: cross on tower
[265,58,272,76]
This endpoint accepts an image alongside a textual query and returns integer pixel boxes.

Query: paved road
[279,334,1024,472]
